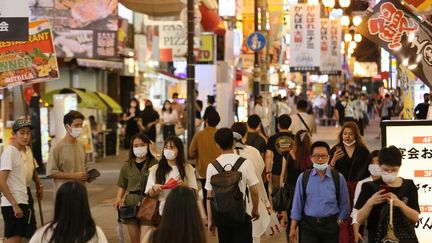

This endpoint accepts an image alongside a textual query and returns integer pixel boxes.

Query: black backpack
[210,157,246,228]
[301,169,340,209]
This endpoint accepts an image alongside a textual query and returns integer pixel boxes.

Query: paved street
[0,119,382,242]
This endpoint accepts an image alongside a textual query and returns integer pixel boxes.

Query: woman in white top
[231,122,271,243]
[351,150,381,243]
[161,100,179,141]
[146,136,197,215]
[30,181,107,243]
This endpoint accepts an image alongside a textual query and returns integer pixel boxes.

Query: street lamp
[341,15,350,26]
[344,33,352,42]
[354,33,362,42]
[339,0,350,8]
[352,16,362,26]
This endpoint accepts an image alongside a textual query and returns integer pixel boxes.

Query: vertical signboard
[320,18,342,75]
[159,22,200,61]
[290,4,320,72]
[399,65,416,119]
[383,120,432,242]
[356,0,432,89]
[0,0,29,41]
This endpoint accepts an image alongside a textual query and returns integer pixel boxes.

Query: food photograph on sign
[0,19,59,88]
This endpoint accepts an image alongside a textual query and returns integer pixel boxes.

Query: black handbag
[271,184,293,211]
[118,205,137,219]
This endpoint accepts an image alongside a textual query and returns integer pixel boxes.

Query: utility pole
[252,0,260,98]
[186,0,196,148]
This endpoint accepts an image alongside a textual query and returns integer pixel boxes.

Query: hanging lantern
[352,16,362,26]
[354,34,362,42]
[339,0,350,8]
[341,15,350,26]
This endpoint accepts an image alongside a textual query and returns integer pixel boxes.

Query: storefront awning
[119,0,183,17]
[41,88,122,113]
[77,59,123,70]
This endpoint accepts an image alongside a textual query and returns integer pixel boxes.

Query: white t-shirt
[161,110,178,125]
[205,154,260,216]
[289,112,316,135]
[22,146,38,186]
[351,176,373,224]
[30,224,108,243]
[145,163,197,215]
[0,145,28,206]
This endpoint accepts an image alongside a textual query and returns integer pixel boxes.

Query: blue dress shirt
[290,168,350,221]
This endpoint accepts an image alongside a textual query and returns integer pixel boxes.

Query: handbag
[382,199,399,243]
[137,196,161,224]
[175,124,185,136]
[265,212,282,236]
[271,184,292,211]
[118,205,137,219]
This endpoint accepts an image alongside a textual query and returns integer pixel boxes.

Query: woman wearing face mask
[161,100,178,141]
[114,133,158,243]
[139,100,160,142]
[145,136,197,217]
[329,121,370,243]
[354,146,419,242]
[122,98,141,149]
[351,150,381,243]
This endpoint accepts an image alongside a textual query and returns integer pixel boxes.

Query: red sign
[413,136,432,144]
[414,170,432,177]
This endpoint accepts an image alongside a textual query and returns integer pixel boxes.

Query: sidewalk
[0,118,383,242]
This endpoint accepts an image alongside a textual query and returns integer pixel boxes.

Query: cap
[12,119,33,132]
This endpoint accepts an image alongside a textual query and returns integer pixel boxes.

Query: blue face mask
[313,162,329,171]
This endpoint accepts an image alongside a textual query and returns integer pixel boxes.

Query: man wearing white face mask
[354,146,420,242]
[47,110,88,193]
[290,141,350,243]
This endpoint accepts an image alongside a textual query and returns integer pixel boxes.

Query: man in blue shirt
[289,141,350,243]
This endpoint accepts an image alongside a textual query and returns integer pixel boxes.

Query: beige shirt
[46,140,86,192]
[30,224,107,243]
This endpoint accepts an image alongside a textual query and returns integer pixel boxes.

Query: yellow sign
[399,65,416,120]
[196,34,214,63]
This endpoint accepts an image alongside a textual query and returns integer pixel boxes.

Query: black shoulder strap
[232,157,246,172]
[297,113,311,132]
[301,169,312,212]
[331,169,340,207]
[211,160,225,173]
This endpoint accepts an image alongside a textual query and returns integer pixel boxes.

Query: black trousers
[300,215,339,243]
[163,125,175,140]
[217,214,252,243]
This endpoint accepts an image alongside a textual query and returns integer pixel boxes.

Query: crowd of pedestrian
[0,89,425,243]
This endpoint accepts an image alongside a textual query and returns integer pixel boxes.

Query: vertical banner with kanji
[356,0,432,89]
[320,18,342,75]
[290,4,320,72]
[399,65,416,119]
[383,120,432,241]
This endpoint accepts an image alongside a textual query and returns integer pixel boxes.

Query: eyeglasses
[311,154,330,159]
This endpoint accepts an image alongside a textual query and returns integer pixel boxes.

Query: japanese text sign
[320,18,342,75]
[383,120,432,241]
[290,4,320,72]
[0,19,59,88]
[356,0,432,89]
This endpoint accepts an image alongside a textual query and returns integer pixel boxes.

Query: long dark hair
[127,133,154,165]
[43,181,97,243]
[156,136,186,184]
[162,100,173,113]
[152,186,207,243]
[293,130,312,171]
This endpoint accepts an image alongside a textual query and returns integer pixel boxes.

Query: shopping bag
[265,212,282,236]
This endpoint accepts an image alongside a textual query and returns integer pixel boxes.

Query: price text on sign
[413,136,432,144]
[420,205,432,213]
[414,170,432,177]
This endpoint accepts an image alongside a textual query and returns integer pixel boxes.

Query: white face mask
[164,149,177,160]
[381,171,398,183]
[343,140,356,147]
[368,164,382,177]
[133,146,148,158]
[313,162,329,171]
[70,127,82,138]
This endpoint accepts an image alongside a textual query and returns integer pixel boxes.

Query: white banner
[320,18,342,74]
[290,4,320,72]
[159,22,200,61]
